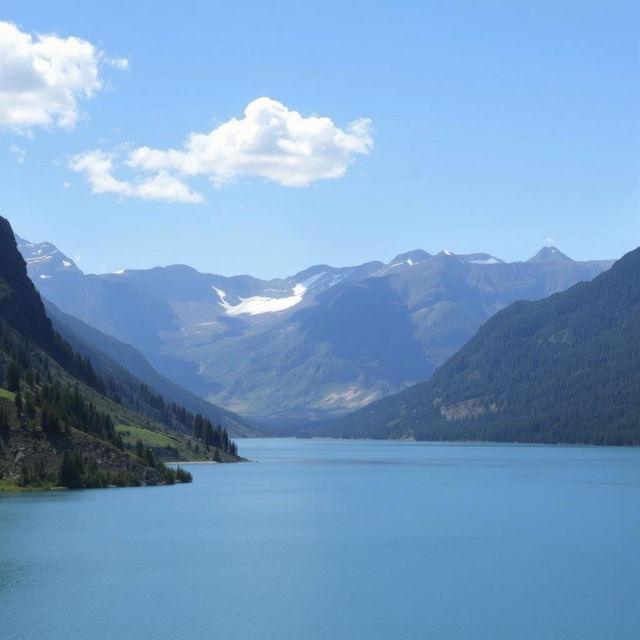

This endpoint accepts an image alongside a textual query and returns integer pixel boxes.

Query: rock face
[0,221,55,348]
[0,423,166,487]
[327,246,640,445]
[19,235,613,423]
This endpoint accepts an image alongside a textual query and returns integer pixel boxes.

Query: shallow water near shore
[2,438,640,640]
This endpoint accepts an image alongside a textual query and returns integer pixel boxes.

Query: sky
[1,0,639,277]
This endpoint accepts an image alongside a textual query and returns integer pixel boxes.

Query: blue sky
[2,1,638,277]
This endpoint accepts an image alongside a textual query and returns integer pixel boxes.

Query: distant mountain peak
[387,249,431,268]
[15,235,82,277]
[528,246,572,262]
[462,253,504,265]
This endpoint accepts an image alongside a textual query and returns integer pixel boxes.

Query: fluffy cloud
[127,97,373,187]
[69,149,203,204]
[0,21,127,131]
[70,98,372,202]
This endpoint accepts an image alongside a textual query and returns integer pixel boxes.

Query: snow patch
[214,284,307,316]
[62,260,72,268]
[406,258,416,266]
[300,272,326,289]
[25,254,54,264]
[468,258,501,265]
[39,274,52,279]
[114,269,125,275]
[314,386,382,409]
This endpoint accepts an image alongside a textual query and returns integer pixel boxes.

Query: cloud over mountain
[0,21,127,131]
[70,98,373,201]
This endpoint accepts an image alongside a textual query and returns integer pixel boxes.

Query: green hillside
[0,216,242,490]
[329,246,640,445]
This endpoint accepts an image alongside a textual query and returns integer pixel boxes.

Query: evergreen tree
[58,451,84,488]
[204,421,214,448]
[5,358,20,392]
[24,392,36,420]
[14,391,22,415]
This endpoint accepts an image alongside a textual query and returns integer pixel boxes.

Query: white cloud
[70,98,372,201]
[0,21,127,131]
[127,97,372,187]
[69,148,203,203]
[9,144,26,163]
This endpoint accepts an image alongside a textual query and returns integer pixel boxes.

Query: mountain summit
[528,246,573,262]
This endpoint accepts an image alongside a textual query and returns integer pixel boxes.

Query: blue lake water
[2,438,640,640]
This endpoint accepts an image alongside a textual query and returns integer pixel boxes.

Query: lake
[2,438,640,639]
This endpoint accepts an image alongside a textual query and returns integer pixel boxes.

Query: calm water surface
[2,438,640,640]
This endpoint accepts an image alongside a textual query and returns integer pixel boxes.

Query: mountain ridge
[44,299,259,437]
[324,246,640,444]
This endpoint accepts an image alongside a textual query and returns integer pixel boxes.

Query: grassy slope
[43,355,239,462]
[0,353,244,490]
[115,424,243,463]
[0,387,15,401]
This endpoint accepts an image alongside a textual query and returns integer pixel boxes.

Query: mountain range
[18,235,613,425]
[326,246,640,444]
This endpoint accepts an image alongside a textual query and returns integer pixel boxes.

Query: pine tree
[14,391,22,415]
[5,358,20,392]
[58,451,84,488]
[24,393,36,420]
[204,421,214,448]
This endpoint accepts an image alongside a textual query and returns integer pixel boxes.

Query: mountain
[0,218,242,490]
[18,235,614,424]
[44,301,258,437]
[326,246,640,445]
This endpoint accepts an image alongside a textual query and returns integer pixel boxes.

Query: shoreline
[166,460,219,465]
